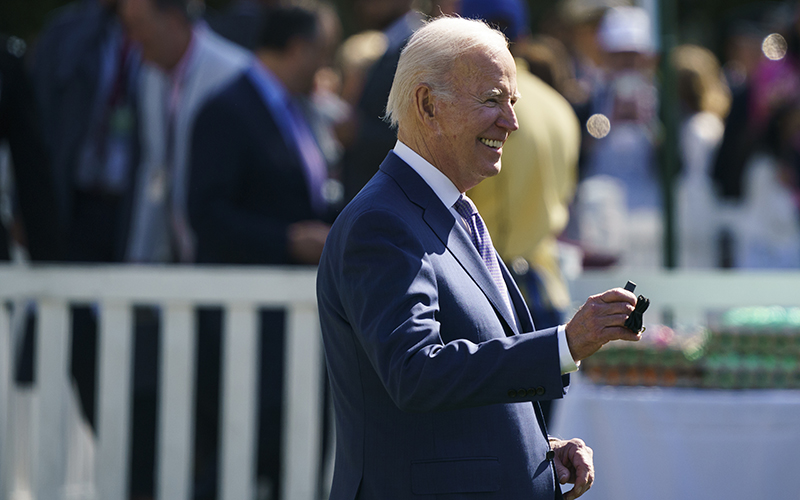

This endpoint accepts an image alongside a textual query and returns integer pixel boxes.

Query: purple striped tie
[453,194,513,316]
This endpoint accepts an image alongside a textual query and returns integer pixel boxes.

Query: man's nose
[498,102,518,132]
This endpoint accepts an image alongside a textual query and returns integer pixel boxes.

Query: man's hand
[565,288,639,362]
[549,437,594,500]
[288,220,331,265]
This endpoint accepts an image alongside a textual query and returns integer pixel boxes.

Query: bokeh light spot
[763,33,788,61]
[587,114,611,139]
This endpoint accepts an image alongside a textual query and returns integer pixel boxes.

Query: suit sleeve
[188,95,291,264]
[330,207,566,413]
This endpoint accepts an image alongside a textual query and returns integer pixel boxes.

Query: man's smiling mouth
[479,138,503,148]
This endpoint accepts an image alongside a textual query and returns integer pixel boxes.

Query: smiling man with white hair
[317,16,640,500]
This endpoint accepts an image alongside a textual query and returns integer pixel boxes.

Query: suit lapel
[380,154,521,335]
[499,256,535,333]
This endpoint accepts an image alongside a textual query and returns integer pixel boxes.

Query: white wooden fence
[2,265,800,500]
[0,264,327,500]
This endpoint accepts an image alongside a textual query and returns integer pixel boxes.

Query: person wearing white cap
[577,5,662,269]
[597,5,655,55]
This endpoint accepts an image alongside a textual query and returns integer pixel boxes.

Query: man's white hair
[385,16,509,129]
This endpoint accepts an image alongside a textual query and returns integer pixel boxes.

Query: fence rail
[2,265,800,499]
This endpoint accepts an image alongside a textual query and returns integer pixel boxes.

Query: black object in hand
[622,281,649,333]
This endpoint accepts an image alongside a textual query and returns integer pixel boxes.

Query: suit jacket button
[536,386,546,396]
[508,389,517,398]
[526,388,538,397]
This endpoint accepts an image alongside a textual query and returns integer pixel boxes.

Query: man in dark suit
[0,34,62,262]
[188,6,330,498]
[317,17,640,500]
[189,7,330,266]
[31,0,139,263]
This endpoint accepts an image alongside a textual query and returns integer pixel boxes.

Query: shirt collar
[393,140,462,208]
[169,23,202,85]
[164,26,199,118]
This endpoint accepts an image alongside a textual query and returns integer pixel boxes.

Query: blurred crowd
[3,0,800,498]
[4,0,800,273]
[556,0,800,271]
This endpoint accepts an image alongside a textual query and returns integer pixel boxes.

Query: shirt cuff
[557,324,579,374]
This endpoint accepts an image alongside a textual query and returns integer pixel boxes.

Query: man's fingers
[562,467,593,500]
[573,459,593,492]
[563,484,586,500]
[605,311,634,327]
[556,438,594,500]
[596,303,636,321]
[553,457,572,484]
[618,328,643,341]
[573,307,634,334]
[583,300,635,327]
[598,287,637,304]
[606,324,642,341]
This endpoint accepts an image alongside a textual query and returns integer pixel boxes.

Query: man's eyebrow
[478,88,519,101]
[482,88,504,98]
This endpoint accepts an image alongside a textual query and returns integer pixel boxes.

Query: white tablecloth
[551,375,800,500]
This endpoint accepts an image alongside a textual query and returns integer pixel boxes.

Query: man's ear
[413,84,438,130]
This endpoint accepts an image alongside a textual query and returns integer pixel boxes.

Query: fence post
[219,303,259,500]
[281,303,324,500]
[157,302,196,500]
[35,299,70,500]
[96,301,134,500]
[0,305,10,500]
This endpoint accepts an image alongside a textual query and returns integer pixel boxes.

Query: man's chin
[485,160,502,178]
[474,164,502,187]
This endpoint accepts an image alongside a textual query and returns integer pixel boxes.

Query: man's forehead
[453,54,517,97]
[455,46,510,68]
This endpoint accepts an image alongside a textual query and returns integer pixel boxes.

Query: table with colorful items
[551,306,800,500]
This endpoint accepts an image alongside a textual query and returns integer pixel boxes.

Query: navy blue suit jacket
[317,152,568,499]
[189,71,325,264]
